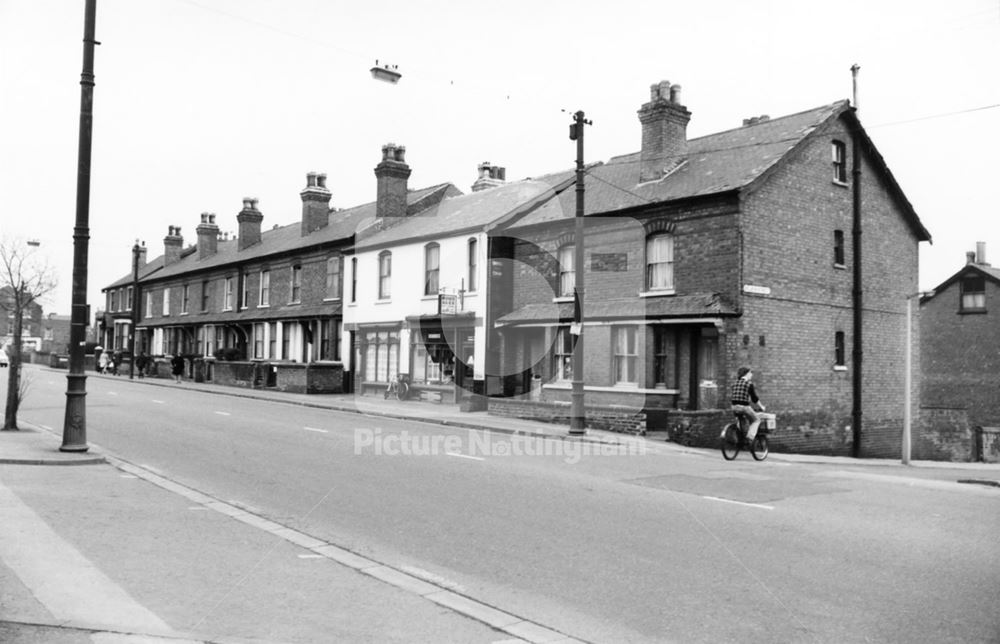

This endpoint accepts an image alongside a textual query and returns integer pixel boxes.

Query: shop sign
[439,293,458,315]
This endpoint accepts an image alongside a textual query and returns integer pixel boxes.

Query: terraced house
[489,80,932,457]
[102,170,452,392]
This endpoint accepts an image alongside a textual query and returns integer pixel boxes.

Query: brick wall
[488,398,647,434]
[916,406,974,462]
[273,362,344,394]
[921,277,1000,427]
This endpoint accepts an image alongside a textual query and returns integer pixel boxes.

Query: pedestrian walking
[135,351,149,379]
[170,354,185,383]
[98,350,110,374]
[112,350,122,376]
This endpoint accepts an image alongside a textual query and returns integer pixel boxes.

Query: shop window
[646,234,674,291]
[364,330,399,383]
[613,326,638,385]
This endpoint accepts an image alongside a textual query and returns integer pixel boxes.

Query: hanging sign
[439,293,458,315]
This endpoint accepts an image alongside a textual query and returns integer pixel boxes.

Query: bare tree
[1,237,57,430]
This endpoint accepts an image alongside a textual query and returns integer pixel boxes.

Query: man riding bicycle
[730,366,765,444]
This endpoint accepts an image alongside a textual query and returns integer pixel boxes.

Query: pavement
[1,369,998,643]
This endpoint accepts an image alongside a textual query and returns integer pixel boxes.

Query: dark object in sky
[371,60,401,84]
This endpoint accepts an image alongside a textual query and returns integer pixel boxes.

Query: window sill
[832,179,849,188]
[322,297,341,303]
[421,295,439,301]
[257,304,270,309]
[375,299,392,305]
[833,365,848,372]
[639,289,675,298]
[833,263,846,270]
[553,296,574,303]
[959,308,987,315]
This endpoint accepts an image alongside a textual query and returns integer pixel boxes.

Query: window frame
[960,274,987,312]
[835,330,846,367]
[181,284,190,314]
[552,326,574,381]
[832,140,847,184]
[378,251,392,300]
[834,229,846,267]
[645,233,675,292]
[223,277,233,311]
[201,280,210,312]
[467,238,478,292]
[424,243,440,296]
[612,325,638,385]
[350,258,358,303]
[259,270,270,307]
[557,245,575,297]
[162,287,170,316]
[325,256,342,300]
[290,265,302,303]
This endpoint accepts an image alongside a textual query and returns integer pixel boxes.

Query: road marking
[39,424,51,431]
[119,474,138,479]
[446,452,484,461]
[297,554,325,559]
[108,391,118,396]
[188,506,210,511]
[214,411,231,416]
[702,495,774,510]
[151,400,165,404]
[0,480,172,634]
[303,427,329,433]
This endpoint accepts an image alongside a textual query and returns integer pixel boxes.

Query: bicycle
[384,373,410,400]
[720,411,774,461]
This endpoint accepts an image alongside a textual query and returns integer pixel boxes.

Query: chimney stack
[237,198,264,250]
[374,143,411,219]
[976,241,988,266]
[300,172,331,236]
[136,242,147,268]
[196,212,220,259]
[471,161,507,192]
[637,80,691,183]
[163,226,183,266]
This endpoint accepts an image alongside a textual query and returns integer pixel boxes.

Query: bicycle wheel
[721,424,741,460]
[397,382,409,401]
[751,434,769,461]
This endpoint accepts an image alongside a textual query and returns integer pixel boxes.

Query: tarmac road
[3,365,999,643]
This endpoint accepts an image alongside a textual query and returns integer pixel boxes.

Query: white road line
[702,495,775,510]
[188,506,210,511]
[214,411,231,416]
[108,392,118,396]
[303,427,329,433]
[39,424,51,431]
[119,474,138,479]
[151,400,165,404]
[0,481,172,634]
[446,452,485,461]
[297,554,325,559]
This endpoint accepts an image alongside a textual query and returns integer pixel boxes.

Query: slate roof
[512,100,930,242]
[138,302,340,328]
[106,184,454,288]
[353,172,578,251]
[923,262,1000,303]
[496,293,738,327]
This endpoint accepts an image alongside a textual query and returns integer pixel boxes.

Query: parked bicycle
[720,412,775,461]
[384,373,410,400]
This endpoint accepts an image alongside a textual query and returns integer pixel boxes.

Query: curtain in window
[646,235,674,290]
[425,245,440,295]
[558,246,575,296]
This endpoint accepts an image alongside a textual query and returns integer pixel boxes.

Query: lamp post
[128,240,143,379]
[61,0,97,452]
[568,110,591,436]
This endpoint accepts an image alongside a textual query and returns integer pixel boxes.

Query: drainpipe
[851,64,863,458]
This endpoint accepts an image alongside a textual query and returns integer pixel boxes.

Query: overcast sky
[2,0,998,313]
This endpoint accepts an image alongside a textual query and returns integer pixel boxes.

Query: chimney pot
[301,171,332,235]
[375,142,412,217]
[317,173,327,189]
[976,241,987,265]
[669,83,682,104]
[163,225,184,265]
[967,251,976,264]
[237,197,264,250]
[197,211,220,259]
[638,79,692,182]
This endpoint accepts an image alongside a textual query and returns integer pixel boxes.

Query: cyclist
[730,366,765,444]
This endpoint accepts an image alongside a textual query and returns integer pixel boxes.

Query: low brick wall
[273,362,344,394]
[978,427,1000,463]
[213,361,266,389]
[915,407,974,462]
[487,398,647,435]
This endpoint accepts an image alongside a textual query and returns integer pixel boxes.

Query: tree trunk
[3,298,23,430]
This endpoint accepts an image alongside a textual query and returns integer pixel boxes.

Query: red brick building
[920,243,1000,430]
[489,80,931,457]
